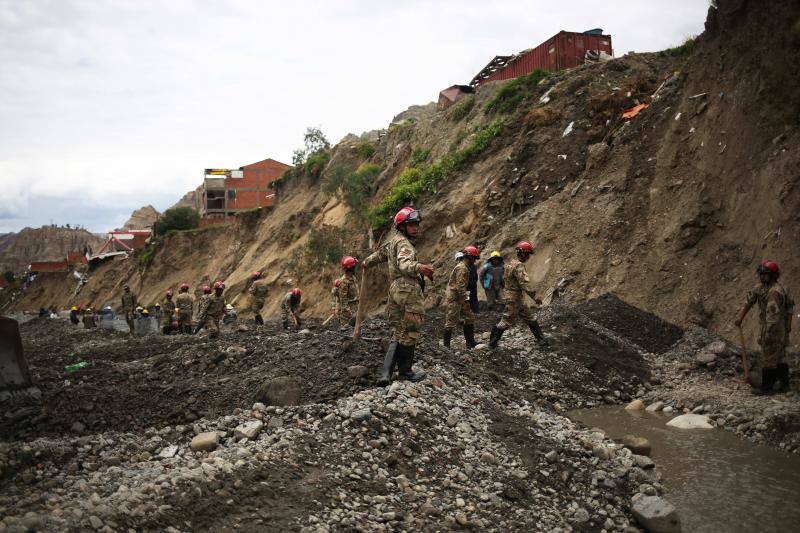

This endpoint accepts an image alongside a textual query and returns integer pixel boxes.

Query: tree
[291,126,331,166]
[154,207,200,235]
[3,270,14,283]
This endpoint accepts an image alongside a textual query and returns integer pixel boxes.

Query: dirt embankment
[8,0,799,352]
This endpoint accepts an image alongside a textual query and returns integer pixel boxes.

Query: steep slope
[0,227,105,274]
[120,205,159,230]
[8,0,798,349]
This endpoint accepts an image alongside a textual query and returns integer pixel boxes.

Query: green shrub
[410,148,431,168]
[356,142,376,159]
[368,120,504,227]
[138,247,154,270]
[154,206,199,235]
[304,226,347,267]
[487,69,549,114]
[305,151,331,177]
[664,36,696,58]
[450,96,475,121]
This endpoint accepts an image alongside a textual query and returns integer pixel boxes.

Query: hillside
[0,226,105,275]
[8,0,799,349]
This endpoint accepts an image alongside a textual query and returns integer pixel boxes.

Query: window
[227,190,236,200]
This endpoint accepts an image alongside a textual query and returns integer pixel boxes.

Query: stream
[570,406,800,533]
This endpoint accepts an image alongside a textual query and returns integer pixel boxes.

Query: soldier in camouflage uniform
[162,290,176,334]
[444,246,479,349]
[120,284,137,334]
[735,260,794,394]
[196,281,226,338]
[249,271,268,325]
[175,283,196,334]
[363,207,434,385]
[489,241,549,349]
[334,256,360,326]
[281,288,303,330]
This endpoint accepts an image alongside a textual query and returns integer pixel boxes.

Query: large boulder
[632,495,681,532]
[625,399,645,411]
[622,435,652,456]
[666,414,713,429]
[257,376,303,406]
[190,432,219,452]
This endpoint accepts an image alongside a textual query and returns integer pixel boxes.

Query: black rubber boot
[254,314,264,326]
[489,326,505,349]
[397,345,426,382]
[443,329,452,348]
[463,324,477,348]
[282,319,289,330]
[752,368,777,395]
[528,321,549,346]
[777,363,791,393]
[377,341,399,386]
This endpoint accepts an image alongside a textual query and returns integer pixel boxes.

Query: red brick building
[198,158,291,224]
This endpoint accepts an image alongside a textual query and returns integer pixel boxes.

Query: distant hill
[0,226,106,274]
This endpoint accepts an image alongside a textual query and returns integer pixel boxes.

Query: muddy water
[570,406,800,533]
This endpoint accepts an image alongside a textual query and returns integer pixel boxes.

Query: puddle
[570,406,800,533]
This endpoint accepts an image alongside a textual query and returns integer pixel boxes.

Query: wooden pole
[737,325,750,384]
[321,312,336,326]
[353,272,368,340]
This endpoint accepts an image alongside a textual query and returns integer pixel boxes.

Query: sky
[0,0,709,234]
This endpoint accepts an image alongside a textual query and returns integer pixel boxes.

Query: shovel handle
[737,325,749,383]
[353,272,368,340]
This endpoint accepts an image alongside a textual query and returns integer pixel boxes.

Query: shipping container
[470,30,613,87]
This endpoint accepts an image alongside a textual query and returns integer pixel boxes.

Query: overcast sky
[0,0,708,234]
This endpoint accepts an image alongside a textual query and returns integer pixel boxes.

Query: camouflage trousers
[124,311,135,333]
[177,311,193,334]
[281,306,300,327]
[251,298,265,315]
[759,329,786,369]
[387,280,425,346]
[444,294,475,329]
[206,317,221,339]
[497,292,535,330]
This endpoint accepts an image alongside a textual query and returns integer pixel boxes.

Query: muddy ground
[1,295,798,532]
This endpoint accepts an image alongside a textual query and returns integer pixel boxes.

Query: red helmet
[341,256,358,270]
[166,290,173,298]
[516,241,534,254]
[202,285,212,294]
[757,260,780,276]
[252,271,261,280]
[291,288,302,297]
[394,207,421,228]
[213,281,225,290]
[179,283,189,292]
[334,279,342,288]
[463,246,480,259]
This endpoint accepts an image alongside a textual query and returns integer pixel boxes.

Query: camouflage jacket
[446,262,470,301]
[363,230,422,290]
[175,292,194,314]
[201,293,226,321]
[162,299,176,315]
[334,275,359,309]
[121,291,137,312]
[249,279,269,300]
[504,259,537,298]
[281,292,299,313]
[746,282,795,341]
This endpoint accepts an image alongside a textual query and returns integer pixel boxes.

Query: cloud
[0,0,709,233]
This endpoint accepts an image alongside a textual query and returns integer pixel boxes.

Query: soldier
[162,290,177,334]
[489,241,549,349]
[735,260,794,395]
[121,284,137,334]
[281,288,303,330]
[175,283,195,334]
[334,256,360,326]
[444,246,479,349]
[82,307,97,329]
[363,207,434,385]
[249,271,268,325]
[196,281,226,338]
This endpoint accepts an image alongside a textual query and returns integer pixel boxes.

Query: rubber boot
[397,345,426,382]
[377,341,399,386]
[443,329,452,348]
[463,324,477,348]
[776,363,791,393]
[489,326,505,349]
[528,321,549,346]
[254,314,264,326]
[752,368,777,395]
[282,319,289,330]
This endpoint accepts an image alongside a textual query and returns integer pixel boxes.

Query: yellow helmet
[70,306,78,311]
[142,308,149,315]
[490,251,502,258]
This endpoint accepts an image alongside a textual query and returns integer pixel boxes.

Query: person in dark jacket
[468,262,479,314]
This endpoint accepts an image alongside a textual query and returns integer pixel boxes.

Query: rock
[662,406,674,414]
[226,345,247,355]
[695,352,717,365]
[236,324,249,332]
[574,507,590,523]
[446,413,459,427]
[631,495,681,533]
[89,515,104,529]
[545,450,558,463]
[298,329,311,335]
[473,343,488,352]
[347,365,369,378]
[706,340,728,355]
[593,445,616,460]
[350,409,372,422]
[252,402,267,412]
[455,512,469,526]
[234,420,264,440]
[625,399,645,411]
[666,414,713,429]
[622,435,652,456]
[257,376,302,406]
[645,401,664,412]
[71,421,86,433]
[633,454,655,469]
[158,445,178,459]
[190,432,220,452]
[480,451,498,465]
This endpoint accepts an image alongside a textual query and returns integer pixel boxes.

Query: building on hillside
[469,29,613,88]
[95,230,152,256]
[197,158,291,225]
[29,260,69,273]
[438,84,475,110]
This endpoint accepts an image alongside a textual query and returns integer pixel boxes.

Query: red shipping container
[471,30,613,87]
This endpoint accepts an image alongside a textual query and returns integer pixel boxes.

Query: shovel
[737,325,751,385]
[353,271,368,340]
